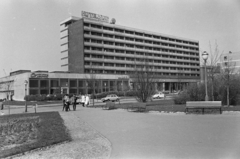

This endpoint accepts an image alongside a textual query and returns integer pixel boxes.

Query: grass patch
[0,112,71,158]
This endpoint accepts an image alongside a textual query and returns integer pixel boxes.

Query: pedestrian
[85,94,90,107]
[81,94,85,107]
[62,94,66,111]
[72,94,77,111]
[65,94,70,111]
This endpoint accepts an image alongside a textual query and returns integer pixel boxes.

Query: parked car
[101,94,120,102]
[152,92,165,99]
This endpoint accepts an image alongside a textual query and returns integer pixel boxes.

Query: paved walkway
[1,105,240,159]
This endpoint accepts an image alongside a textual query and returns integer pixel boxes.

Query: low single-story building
[0,70,197,101]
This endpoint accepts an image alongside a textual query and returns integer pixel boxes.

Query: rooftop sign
[31,72,48,78]
[82,11,109,23]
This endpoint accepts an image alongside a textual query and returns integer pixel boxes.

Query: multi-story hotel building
[60,11,200,91]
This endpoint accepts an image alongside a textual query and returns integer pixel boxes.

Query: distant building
[218,52,240,73]
[0,70,129,101]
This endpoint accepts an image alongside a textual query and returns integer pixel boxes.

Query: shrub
[25,94,64,101]
[173,91,190,104]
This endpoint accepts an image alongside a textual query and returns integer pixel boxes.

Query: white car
[152,92,165,99]
[101,94,120,102]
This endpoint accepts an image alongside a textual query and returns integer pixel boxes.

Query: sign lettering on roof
[82,11,109,23]
[31,73,48,78]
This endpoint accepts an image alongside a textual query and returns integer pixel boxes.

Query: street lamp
[202,51,209,101]
[24,80,28,112]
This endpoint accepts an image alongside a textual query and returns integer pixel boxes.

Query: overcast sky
[0,0,239,78]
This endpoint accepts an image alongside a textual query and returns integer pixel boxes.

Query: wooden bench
[102,101,115,110]
[127,103,146,112]
[186,101,222,114]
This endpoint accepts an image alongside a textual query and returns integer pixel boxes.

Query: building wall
[68,19,85,73]
[219,52,240,73]
[0,73,30,101]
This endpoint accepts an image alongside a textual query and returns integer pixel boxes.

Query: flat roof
[60,16,81,25]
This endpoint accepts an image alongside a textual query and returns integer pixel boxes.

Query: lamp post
[24,80,28,112]
[202,51,209,101]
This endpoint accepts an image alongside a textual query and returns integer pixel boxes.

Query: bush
[173,83,205,104]
[174,74,240,106]
[25,94,64,101]
[173,91,190,104]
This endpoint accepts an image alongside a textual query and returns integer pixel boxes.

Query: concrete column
[163,82,165,91]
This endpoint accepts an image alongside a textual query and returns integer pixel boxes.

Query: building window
[40,80,48,88]
[30,89,38,95]
[40,89,49,95]
[60,79,68,87]
[69,89,77,94]
[51,80,59,87]
[29,80,39,88]
[70,80,77,87]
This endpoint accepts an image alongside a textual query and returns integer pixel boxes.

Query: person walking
[85,94,90,107]
[62,94,66,111]
[65,94,70,111]
[72,94,77,111]
[81,94,85,107]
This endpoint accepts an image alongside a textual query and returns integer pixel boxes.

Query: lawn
[0,112,71,158]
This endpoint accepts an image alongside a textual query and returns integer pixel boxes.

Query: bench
[102,101,115,110]
[127,103,146,112]
[186,101,222,114]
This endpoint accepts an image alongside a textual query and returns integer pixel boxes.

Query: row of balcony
[84,66,199,78]
[84,65,199,74]
[84,44,199,59]
[83,26,199,48]
[84,57,200,69]
[84,50,200,65]
[83,35,199,54]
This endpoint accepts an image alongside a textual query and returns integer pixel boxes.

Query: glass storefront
[29,78,129,95]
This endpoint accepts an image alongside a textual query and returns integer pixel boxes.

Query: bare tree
[85,66,100,107]
[207,41,222,101]
[220,52,236,106]
[129,58,156,103]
